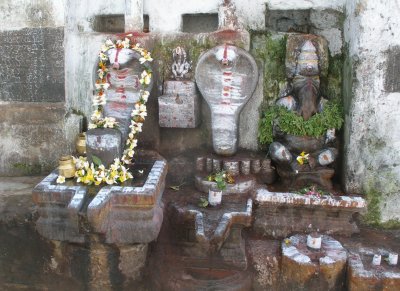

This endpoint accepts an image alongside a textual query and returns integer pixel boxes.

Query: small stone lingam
[269,34,339,189]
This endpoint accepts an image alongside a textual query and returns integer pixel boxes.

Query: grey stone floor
[0,176,43,223]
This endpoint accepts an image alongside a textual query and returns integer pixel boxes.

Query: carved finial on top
[218,0,242,30]
[172,46,191,80]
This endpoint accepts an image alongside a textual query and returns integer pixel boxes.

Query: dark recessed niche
[266,9,311,33]
[385,46,400,92]
[92,14,125,33]
[182,13,219,33]
[143,14,150,32]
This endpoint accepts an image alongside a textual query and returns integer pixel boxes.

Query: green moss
[258,100,344,145]
[151,35,245,82]
[250,31,287,106]
[380,219,400,229]
[363,188,382,226]
[321,53,344,100]
[13,163,42,175]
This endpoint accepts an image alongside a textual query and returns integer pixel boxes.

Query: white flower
[97,69,105,79]
[105,176,116,185]
[141,90,150,102]
[91,110,102,121]
[105,39,114,47]
[139,71,151,85]
[88,123,97,129]
[95,82,110,90]
[99,52,108,61]
[103,117,117,128]
[56,175,66,184]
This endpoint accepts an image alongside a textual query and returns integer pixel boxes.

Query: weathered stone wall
[343,0,400,224]
[0,0,81,176]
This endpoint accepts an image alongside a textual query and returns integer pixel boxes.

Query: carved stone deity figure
[269,35,338,189]
[171,46,191,79]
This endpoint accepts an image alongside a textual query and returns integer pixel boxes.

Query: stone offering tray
[169,194,252,254]
[348,247,400,290]
[254,188,367,238]
[281,234,347,290]
[32,150,167,244]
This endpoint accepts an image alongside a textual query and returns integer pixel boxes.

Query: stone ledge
[256,188,366,209]
[253,188,367,238]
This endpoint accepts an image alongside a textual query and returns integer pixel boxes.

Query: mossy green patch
[151,36,246,82]
[13,163,42,175]
[250,31,287,107]
[258,100,344,145]
[363,188,382,226]
[321,53,344,100]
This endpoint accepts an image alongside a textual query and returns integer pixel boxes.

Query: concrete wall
[343,0,400,223]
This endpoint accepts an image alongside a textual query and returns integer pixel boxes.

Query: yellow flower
[56,175,66,184]
[296,151,310,165]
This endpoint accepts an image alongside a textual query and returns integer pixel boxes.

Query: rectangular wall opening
[182,13,218,33]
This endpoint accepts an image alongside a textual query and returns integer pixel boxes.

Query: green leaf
[198,197,209,208]
[92,155,103,167]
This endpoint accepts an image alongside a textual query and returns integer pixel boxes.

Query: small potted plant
[207,171,234,206]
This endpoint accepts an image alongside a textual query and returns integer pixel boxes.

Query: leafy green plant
[198,197,209,208]
[258,100,344,145]
[207,171,234,191]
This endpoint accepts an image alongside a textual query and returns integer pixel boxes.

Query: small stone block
[158,94,200,128]
[164,80,197,95]
[86,128,122,167]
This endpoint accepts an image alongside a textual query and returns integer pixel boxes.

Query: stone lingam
[269,34,341,190]
[32,37,167,288]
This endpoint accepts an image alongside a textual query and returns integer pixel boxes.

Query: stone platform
[32,150,168,244]
[254,188,367,238]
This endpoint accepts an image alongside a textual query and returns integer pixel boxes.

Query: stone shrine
[269,34,339,189]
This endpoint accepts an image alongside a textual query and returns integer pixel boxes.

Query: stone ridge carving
[195,44,258,156]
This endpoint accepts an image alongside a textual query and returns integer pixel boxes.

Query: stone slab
[0,27,64,102]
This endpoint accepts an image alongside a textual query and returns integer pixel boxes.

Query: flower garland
[57,36,153,185]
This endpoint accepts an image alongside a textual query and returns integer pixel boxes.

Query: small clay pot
[76,133,86,155]
[59,156,76,178]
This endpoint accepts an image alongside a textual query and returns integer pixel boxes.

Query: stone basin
[32,150,167,244]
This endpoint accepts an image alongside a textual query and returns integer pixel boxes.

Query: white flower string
[58,36,153,185]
